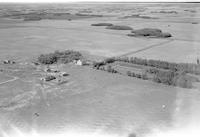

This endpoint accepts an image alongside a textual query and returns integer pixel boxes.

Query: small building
[73,59,92,66]
[73,59,83,66]
[76,60,83,65]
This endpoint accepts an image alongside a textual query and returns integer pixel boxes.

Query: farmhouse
[76,60,83,65]
[73,59,92,66]
[73,59,84,65]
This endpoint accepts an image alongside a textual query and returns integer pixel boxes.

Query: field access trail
[0,74,18,85]
[118,39,174,57]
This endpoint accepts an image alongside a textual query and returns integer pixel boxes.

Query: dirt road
[118,39,174,57]
[0,76,18,85]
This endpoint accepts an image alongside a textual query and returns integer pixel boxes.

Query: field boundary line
[118,39,174,57]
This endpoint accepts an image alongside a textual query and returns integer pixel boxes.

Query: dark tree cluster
[92,61,106,69]
[127,68,193,88]
[92,57,118,73]
[38,53,57,64]
[24,16,42,21]
[104,57,116,64]
[153,70,177,85]
[92,57,116,69]
[38,50,82,64]
[146,68,192,88]
[115,57,200,75]
[128,28,172,38]
[99,57,196,88]
[91,23,113,26]
[146,68,160,74]
[106,25,133,30]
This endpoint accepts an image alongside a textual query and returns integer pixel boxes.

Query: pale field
[129,40,200,63]
[0,64,199,137]
[0,8,200,63]
[110,19,200,63]
[0,18,164,60]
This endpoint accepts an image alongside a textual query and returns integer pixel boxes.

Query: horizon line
[0,1,199,3]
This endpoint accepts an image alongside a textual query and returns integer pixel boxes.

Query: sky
[0,0,198,3]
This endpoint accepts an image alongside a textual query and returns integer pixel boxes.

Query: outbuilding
[76,60,83,65]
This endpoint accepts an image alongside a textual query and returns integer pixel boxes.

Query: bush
[141,73,148,80]
[24,16,42,21]
[127,71,132,76]
[106,65,117,73]
[160,32,172,38]
[91,23,113,26]
[93,61,105,69]
[135,74,142,78]
[126,71,144,79]
[106,25,133,30]
[38,50,82,64]
[131,72,136,77]
[174,74,193,88]
[104,57,116,64]
[146,68,159,74]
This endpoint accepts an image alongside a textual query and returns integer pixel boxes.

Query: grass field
[0,64,181,136]
[0,19,165,60]
[0,73,14,83]
[0,11,200,63]
[131,40,200,63]
[0,63,199,137]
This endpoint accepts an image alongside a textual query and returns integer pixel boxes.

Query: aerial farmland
[0,2,200,137]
